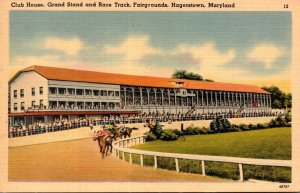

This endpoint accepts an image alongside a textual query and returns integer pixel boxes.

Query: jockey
[146,119,157,129]
[113,123,125,133]
[99,125,109,141]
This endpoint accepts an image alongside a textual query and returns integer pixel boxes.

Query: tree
[261,86,292,109]
[172,70,204,81]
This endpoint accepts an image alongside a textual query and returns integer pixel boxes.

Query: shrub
[210,117,232,133]
[231,124,241,132]
[172,129,183,136]
[183,126,199,135]
[268,115,291,128]
[223,118,232,132]
[160,129,179,141]
[239,124,249,131]
[210,119,218,133]
[256,123,269,129]
[276,116,287,127]
[198,127,211,134]
[285,113,292,123]
[144,132,157,141]
[269,119,277,128]
[248,124,258,130]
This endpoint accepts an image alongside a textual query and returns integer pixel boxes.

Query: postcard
[0,0,299,192]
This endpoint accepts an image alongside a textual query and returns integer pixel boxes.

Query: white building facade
[8,65,272,127]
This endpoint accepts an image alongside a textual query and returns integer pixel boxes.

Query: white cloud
[247,44,285,69]
[9,55,87,79]
[44,36,84,56]
[174,42,236,67]
[104,35,162,61]
[172,42,238,80]
[10,37,290,93]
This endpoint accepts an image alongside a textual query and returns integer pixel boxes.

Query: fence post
[113,148,116,157]
[154,156,157,169]
[140,154,144,166]
[129,153,132,164]
[175,158,179,172]
[122,152,125,161]
[201,160,206,176]
[239,163,244,181]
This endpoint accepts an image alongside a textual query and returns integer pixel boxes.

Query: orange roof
[11,65,269,94]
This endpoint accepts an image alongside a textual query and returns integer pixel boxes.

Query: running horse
[111,125,138,139]
[93,130,114,158]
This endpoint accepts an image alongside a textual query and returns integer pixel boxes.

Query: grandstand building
[8,65,271,127]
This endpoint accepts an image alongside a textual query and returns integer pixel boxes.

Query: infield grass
[129,127,291,182]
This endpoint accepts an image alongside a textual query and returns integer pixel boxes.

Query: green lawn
[129,127,291,182]
[133,127,291,160]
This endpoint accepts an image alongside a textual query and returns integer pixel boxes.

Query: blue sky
[9,11,291,92]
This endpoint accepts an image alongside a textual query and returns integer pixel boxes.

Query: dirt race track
[9,138,227,182]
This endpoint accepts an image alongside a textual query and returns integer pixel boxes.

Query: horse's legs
[105,146,109,155]
[102,145,105,158]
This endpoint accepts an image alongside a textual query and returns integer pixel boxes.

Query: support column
[139,87,143,106]
[174,89,177,106]
[147,88,150,105]
[205,91,208,107]
[44,115,48,123]
[124,87,127,107]
[132,87,135,106]
[154,88,157,106]
[210,91,213,106]
[181,96,183,106]
[219,92,222,107]
[168,89,171,106]
[161,89,164,105]
[231,92,234,107]
[227,92,230,106]
[196,91,199,106]
[215,91,218,107]
[239,93,242,106]
[250,93,253,107]
[224,92,226,107]
[201,91,204,106]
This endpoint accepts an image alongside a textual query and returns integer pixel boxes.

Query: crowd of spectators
[120,96,266,108]
[8,111,280,138]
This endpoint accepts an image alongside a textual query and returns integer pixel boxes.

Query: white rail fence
[112,135,291,181]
